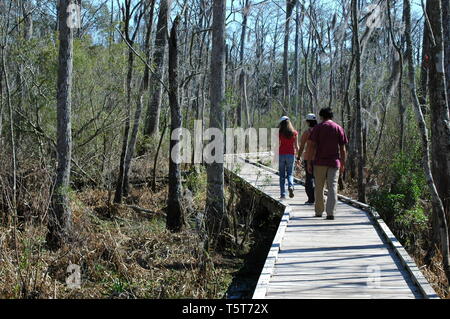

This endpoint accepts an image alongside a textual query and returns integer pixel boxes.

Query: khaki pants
[314,165,339,217]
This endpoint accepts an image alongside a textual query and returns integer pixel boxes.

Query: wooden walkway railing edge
[252,206,291,299]
[227,154,439,299]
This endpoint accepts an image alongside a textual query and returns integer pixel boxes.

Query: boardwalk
[225,154,438,299]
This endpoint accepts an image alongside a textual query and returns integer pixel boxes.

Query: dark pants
[303,160,315,203]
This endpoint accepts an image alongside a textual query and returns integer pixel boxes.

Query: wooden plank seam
[240,156,439,299]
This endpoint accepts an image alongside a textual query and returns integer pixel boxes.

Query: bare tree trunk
[387,0,405,152]
[352,0,365,203]
[47,0,74,249]
[1,37,17,227]
[206,0,226,246]
[268,14,279,112]
[123,87,144,197]
[114,51,134,203]
[427,0,450,220]
[237,0,250,127]
[283,0,296,112]
[114,0,144,203]
[144,0,170,137]
[418,18,430,112]
[294,2,301,118]
[398,62,405,152]
[443,0,450,106]
[0,76,2,147]
[143,0,156,89]
[167,16,185,232]
[327,22,334,109]
[122,1,156,197]
[404,0,450,285]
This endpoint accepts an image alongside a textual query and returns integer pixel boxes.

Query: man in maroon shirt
[307,108,348,220]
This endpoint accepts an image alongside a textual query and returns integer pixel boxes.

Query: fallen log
[123,204,166,217]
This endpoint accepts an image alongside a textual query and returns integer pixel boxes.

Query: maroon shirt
[309,120,348,168]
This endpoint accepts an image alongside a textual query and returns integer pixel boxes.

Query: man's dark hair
[319,107,334,120]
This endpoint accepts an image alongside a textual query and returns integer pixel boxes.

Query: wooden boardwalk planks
[225,154,437,299]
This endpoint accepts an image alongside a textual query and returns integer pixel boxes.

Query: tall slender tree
[167,15,184,232]
[418,17,430,111]
[442,0,450,105]
[404,0,450,285]
[352,0,365,203]
[144,0,170,137]
[426,0,450,220]
[282,0,296,112]
[47,0,74,248]
[237,0,250,127]
[122,0,156,197]
[114,0,144,204]
[206,0,226,245]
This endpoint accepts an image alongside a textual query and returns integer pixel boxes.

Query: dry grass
[0,184,239,299]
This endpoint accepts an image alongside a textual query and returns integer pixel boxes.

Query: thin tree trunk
[122,1,156,197]
[143,0,156,89]
[294,2,300,117]
[152,117,167,192]
[387,1,406,152]
[404,0,450,285]
[352,0,365,203]
[0,75,2,147]
[1,41,17,227]
[114,1,144,203]
[237,0,250,127]
[47,0,74,248]
[167,16,185,232]
[123,85,144,197]
[398,61,405,152]
[114,49,134,203]
[206,0,226,246]
[283,0,296,112]
[144,0,170,137]
[418,19,429,112]
[442,0,450,106]
[427,0,450,220]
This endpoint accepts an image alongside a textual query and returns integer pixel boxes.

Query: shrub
[368,191,405,224]
[389,153,426,209]
[368,152,429,250]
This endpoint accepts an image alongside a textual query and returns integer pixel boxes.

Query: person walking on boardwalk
[296,114,317,205]
[307,108,348,220]
[278,116,299,199]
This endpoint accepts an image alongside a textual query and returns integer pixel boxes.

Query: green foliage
[368,153,429,249]
[109,277,131,295]
[185,166,207,198]
[389,154,425,209]
[369,191,405,221]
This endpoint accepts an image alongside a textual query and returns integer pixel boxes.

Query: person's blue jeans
[279,154,295,197]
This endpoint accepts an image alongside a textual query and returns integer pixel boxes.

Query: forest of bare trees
[0,0,449,299]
